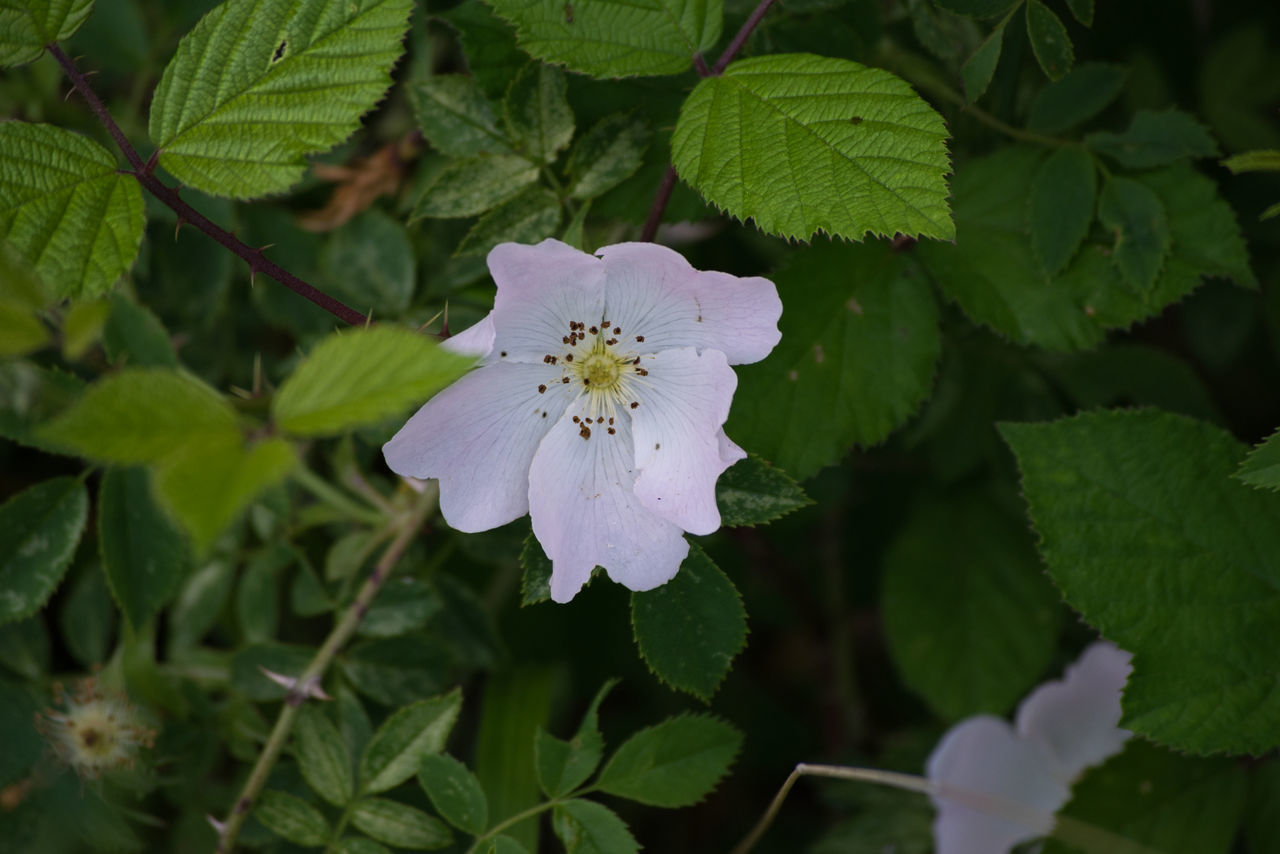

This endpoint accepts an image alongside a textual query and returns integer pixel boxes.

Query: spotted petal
[383,361,569,532]
[528,414,689,602]
[598,242,782,365]
[488,240,605,362]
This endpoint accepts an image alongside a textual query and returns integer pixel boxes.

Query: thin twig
[46,43,369,327]
[712,0,778,75]
[640,166,679,242]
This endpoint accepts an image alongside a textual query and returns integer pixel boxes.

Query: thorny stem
[640,166,679,242]
[47,43,369,327]
[711,0,778,75]
[215,484,438,854]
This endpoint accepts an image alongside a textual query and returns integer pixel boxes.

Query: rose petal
[488,239,605,362]
[716,428,749,466]
[528,413,689,602]
[444,312,496,358]
[383,361,569,532]
[597,242,782,365]
[630,347,739,535]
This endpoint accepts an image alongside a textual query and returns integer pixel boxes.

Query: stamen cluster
[36,677,155,779]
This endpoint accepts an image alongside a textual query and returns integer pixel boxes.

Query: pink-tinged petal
[927,716,1069,854]
[443,312,495,358]
[487,240,606,361]
[383,362,569,532]
[1016,642,1133,781]
[597,242,782,365]
[716,429,748,465]
[528,414,689,603]
[631,347,738,535]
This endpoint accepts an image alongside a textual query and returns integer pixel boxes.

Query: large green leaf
[0,477,88,625]
[272,325,472,437]
[482,0,721,78]
[0,123,144,299]
[595,714,741,807]
[727,241,940,479]
[715,455,811,527]
[503,63,574,164]
[1001,410,1280,755]
[1028,146,1096,277]
[98,467,189,630]
[0,0,94,66]
[410,75,512,158]
[672,54,952,241]
[148,0,413,199]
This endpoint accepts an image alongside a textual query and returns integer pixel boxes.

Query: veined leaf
[419,754,488,834]
[961,21,1005,102]
[0,0,94,67]
[149,0,413,199]
[256,790,330,847]
[1086,109,1220,169]
[1025,0,1072,81]
[359,689,462,794]
[595,714,741,806]
[410,154,539,220]
[715,455,811,527]
[1237,428,1280,491]
[410,75,512,157]
[455,185,561,258]
[503,63,574,164]
[0,477,88,625]
[566,113,651,201]
[99,467,189,630]
[672,53,952,241]
[1027,62,1127,134]
[551,800,638,854]
[483,0,721,78]
[351,798,452,849]
[0,123,144,299]
[1029,146,1096,277]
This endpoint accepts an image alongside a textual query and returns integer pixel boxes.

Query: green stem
[292,464,385,526]
[466,799,565,853]
[215,484,438,854]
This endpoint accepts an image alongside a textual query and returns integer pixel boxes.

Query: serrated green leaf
[335,838,392,854]
[1087,109,1220,169]
[340,635,453,707]
[1027,62,1127,134]
[1044,741,1246,854]
[0,361,82,453]
[455,185,561,258]
[714,454,811,527]
[504,63,573,164]
[0,477,88,625]
[359,689,462,794]
[1236,427,1280,491]
[1029,146,1096,277]
[478,836,529,854]
[255,790,330,847]
[551,800,638,854]
[0,301,48,357]
[518,534,555,605]
[58,563,113,666]
[98,467,189,630]
[1000,410,1280,755]
[1063,0,1092,26]
[596,714,740,806]
[1025,0,1072,80]
[630,545,745,700]
[672,53,952,241]
[351,798,452,849]
[439,0,525,100]
[102,294,177,367]
[535,679,616,798]
[932,0,1017,17]
[410,75,512,157]
[296,705,354,807]
[148,0,413,199]
[411,154,539,220]
[1222,149,1280,173]
[0,123,144,299]
[961,21,1004,102]
[1097,176,1170,293]
[483,0,720,78]
[0,0,94,66]
[321,210,417,315]
[881,488,1061,721]
[273,326,472,436]
[728,241,940,479]
[419,754,488,834]
[566,113,650,201]
[359,577,442,638]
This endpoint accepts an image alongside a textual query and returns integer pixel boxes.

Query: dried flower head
[36,678,155,779]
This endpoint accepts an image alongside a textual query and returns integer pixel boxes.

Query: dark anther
[636,335,645,342]
[538,384,546,393]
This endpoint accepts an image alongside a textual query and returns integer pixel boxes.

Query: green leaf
[438,0,525,100]
[1244,762,1280,854]
[335,839,392,854]
[40,368,238,463]
[596,714,741,806]
[1027,62,1127,134]
[351,798,452,849]
[1029,146,1096,277]
[551,800,638,854]
[0,0,93,66]
[0,123,144,299]
[98,467,189,630]
[630,546,746,700]
[411,154,539,220]
[321,211,417,315]
[881,488,1062,721]
[519,534,555,605]
[359,577,442,638]
[503,63,573,164]
[149,0,412,199]
[296,705,354,807]
[534,679,616,798]
[728,241,940,479]
[1063,0,1093,26]
[0,477,87,625]
[455,185,562,258]
[0,616,48,680]
[672,54,953,241]
[932,0,1017,17]
[1087,109,1220,169]
[1025,0,1072,80]
[1000,410,1280,755]
[1097,176,1170,293]
[715,455,811,527]
[359,688,463,794]
[1237,428,1280,491]
[1044,741,1246,854]
[418,754,488,834]
[0,362,82,453]
[60,298,110,360]
[255,790,330,847]
[478,836,529,854]
[340,635,453,707]
[154,436,297,551]
[58,564,114,666]
[483,0,721,78]
[0,302,48,358]
[961,21,1004,102]
[1223,149,1280,173]
[102,294,177,368]
[410,75,511,157]
[273,326,472,437]
[567,113,651,201]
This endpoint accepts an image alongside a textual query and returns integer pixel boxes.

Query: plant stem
[640,165,679,242]
[466,799,563,853]
[215,484,438,854]
[46,43,369,327]
[292,464,386,525]
[712,0,777,75]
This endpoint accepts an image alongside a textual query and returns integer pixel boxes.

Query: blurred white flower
[37,677,155,779]
[925,642,1133,854]
[384,239,781,602]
